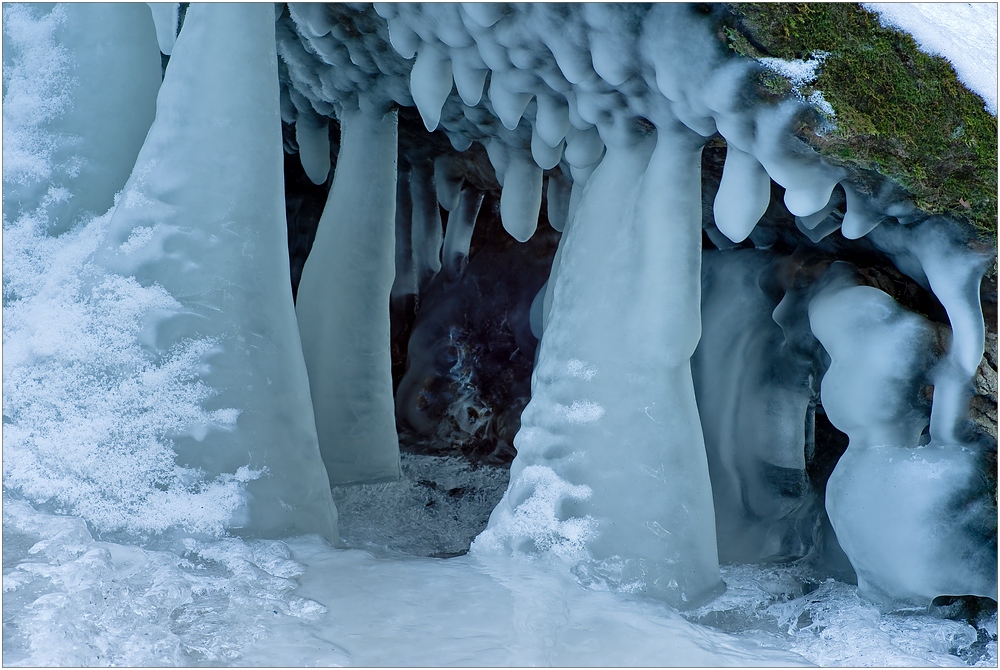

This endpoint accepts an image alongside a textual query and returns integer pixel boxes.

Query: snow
[5,471,995,667]
[864,3,998,115]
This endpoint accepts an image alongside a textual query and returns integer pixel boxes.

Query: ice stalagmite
[296,104,402,486]
[810,274,997,607]
[480,119,723,608]
[2,3,160,234]
[95,3,337,540]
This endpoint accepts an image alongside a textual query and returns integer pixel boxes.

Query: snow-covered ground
[864,3,998,114]
[4,456,997,667]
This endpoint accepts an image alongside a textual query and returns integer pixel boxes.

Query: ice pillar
[483,118,722,607]
[95,3,337,540]
[296,104,402,485]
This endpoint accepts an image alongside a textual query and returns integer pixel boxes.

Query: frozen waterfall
[3,1,996,666]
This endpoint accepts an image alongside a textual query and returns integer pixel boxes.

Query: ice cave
[2,1,998,666]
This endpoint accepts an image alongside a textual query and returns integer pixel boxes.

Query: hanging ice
[296,104,402,486]
[93,3,338,540]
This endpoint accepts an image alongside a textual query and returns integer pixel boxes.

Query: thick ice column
[2,3,160,233]
[94,3,337,540]
[296,104,401,486]
[480,119,723,608]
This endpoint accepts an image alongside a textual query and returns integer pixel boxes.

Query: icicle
[749,101,847,217]
[868,218,992,446]
[546,170,572,232]
[485,138,510,187]
[448,131,474,152]
[441,186,484,280]
[461,2,505,28]
[410,158,444,292]
[795,211,843,243]
[480,119,722,608]
[433,155,464,211]
[546,38,595,86]
[386,16,420,60]
[500,152,543,242]
[713,144,771,243]
[410,44,453,132]
[451,51,489,106]
[564,126,605,169]
[295,112,331,185]
[530,127,564,170]
[296,104,401,487]
[489,71,533,131]
[147,3,180,55]
[96,3,338,539]
[840,184,885,240]
[391,164,418,308]
[583,4,641,87]
[796,185,843,230]
[534,92,573,148]
[434,154,465,212]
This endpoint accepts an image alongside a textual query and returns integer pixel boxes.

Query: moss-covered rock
[721,3,997,240]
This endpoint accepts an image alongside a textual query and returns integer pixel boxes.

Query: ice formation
[3,1,997,665]
[69,3,335,540]
[296,105,402,486]
[811,269,997,608]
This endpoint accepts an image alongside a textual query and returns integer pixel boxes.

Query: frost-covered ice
[5,476,996,667]
[864,3,998,114]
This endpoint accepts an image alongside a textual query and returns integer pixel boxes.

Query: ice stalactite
[479,118,723,608]
[441,186,484,281]
[2,3,160,235]
[94,3,337,540]
[294,109,332,186]
[146,3,181,56]
[810,268,997,608]
[391,162,418,314]
[869,218,994,446]
[409,157,445,294]
[296,104,402,486]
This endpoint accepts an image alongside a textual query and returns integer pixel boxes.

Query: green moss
[723,3,997,240]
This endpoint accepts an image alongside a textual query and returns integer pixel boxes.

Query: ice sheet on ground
[6,462,995,667]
